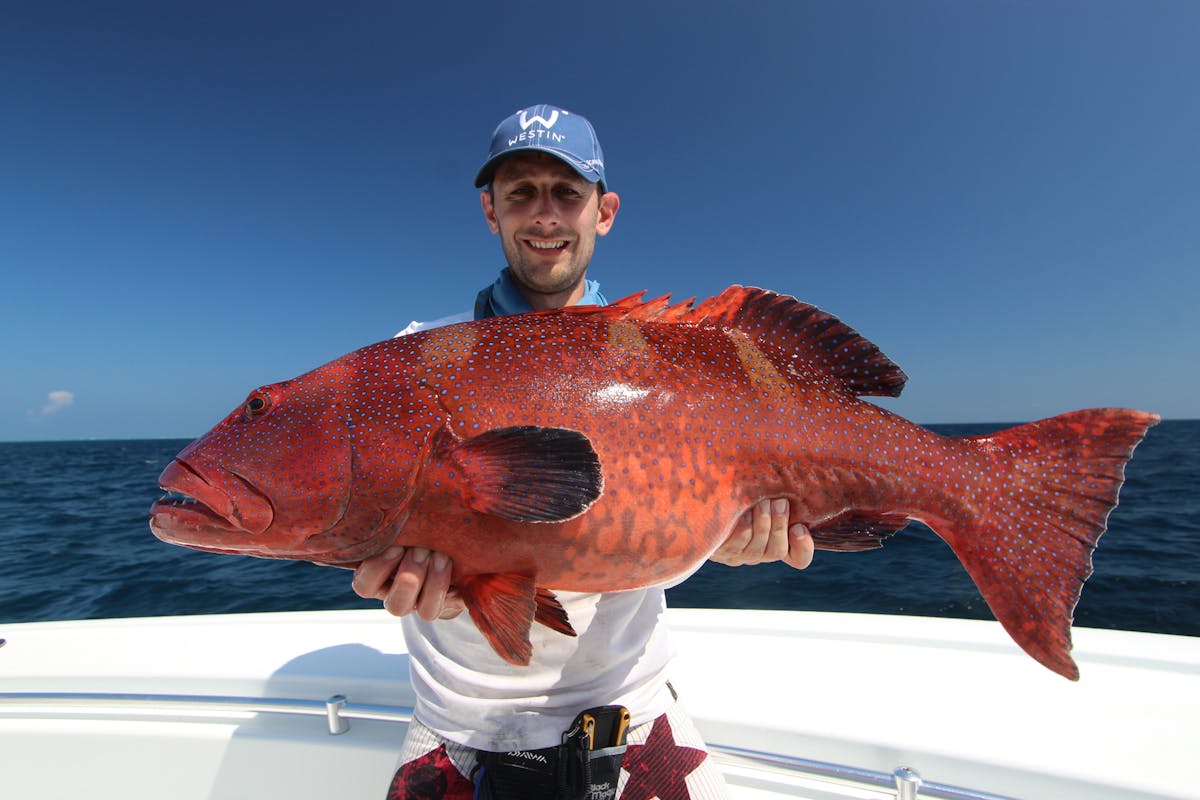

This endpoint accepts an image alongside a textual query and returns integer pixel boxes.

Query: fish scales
[150,286,1158,679]
[401,314,772,586]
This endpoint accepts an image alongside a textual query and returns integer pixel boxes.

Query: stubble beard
[502,235,593,298]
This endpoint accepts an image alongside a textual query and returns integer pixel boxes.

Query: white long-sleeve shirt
[395,311,677,751]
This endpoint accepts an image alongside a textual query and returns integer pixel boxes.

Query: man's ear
[480,189,500,234]
[596,191,620,236]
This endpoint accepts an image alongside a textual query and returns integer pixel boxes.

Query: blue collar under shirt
[473,268,608,320]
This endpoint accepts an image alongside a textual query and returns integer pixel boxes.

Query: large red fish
[150,286,1157,679]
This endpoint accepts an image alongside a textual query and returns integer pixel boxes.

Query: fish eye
[244,392,273,420]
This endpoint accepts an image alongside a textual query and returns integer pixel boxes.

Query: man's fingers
[352,547,467,620]
[381,547,434,617]
[351,546,406,600]
[763,498,790,561]
[711,509,754,565]
[439,588,467,620]
[785,523,815,570]
[711,499,798,566]
[741,499,789,564]
[415,552,452,621]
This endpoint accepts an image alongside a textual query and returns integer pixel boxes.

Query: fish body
[150,286,1158,678]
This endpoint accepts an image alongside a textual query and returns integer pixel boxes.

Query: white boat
[2,608,1197,799]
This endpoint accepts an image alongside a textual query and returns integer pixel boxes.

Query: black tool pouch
[473,705,631,800]
[474,747,559,800]
[557,705,631,800]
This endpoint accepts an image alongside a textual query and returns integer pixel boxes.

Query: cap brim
[474,146,604,188]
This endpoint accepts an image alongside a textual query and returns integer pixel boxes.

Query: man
[353,104,813,800]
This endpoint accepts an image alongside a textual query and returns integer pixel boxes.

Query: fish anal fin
[811,511,910,551]
[457,573,538,666]
[446,426,604,523]
[534,587,577,636]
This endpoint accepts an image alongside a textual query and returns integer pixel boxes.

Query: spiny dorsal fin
[604,291,650,311]
[574,291,696,320]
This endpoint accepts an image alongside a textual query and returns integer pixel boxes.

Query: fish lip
[149,457,274,543]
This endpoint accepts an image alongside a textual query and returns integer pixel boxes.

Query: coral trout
[150,286,1158,678]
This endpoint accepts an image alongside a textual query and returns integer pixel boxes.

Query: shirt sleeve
[394,310,473,338]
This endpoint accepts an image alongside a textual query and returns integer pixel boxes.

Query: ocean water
[1,420,1197,636]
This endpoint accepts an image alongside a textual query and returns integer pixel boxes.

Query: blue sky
[2,1,1196,441]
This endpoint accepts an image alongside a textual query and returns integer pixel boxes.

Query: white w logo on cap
[519,109,560,130]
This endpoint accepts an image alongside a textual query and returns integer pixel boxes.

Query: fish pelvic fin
[941,408,1159,680]
[456,576,577,665]
[534,587,577,636]
[441,426,604,523]
[591,287,908,398]
[458,573,537,665]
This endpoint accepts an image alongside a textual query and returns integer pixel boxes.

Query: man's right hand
[352,546,466,621]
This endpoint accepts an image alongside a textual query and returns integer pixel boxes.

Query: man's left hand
[710,498,813,569]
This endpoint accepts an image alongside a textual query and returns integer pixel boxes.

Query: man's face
[481,152,619,308]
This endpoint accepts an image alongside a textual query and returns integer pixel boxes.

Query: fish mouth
[149,457,275,553]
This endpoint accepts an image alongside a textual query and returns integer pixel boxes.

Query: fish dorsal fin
[684,286,907,398]
[572,291,695,320]
[605,291,651,310]
[556,286,906,397]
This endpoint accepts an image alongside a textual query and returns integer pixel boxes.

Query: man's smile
[525,238,569,252]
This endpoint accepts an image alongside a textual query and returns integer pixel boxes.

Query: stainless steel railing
[0,691,1014,800]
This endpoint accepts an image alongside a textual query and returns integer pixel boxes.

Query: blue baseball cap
[474,104,607,190]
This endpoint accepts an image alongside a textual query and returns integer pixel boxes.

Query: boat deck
[2,609,1196,799]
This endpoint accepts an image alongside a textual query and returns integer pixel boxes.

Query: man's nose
[530,192,559,225]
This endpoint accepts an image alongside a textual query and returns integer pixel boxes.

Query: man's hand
[352,546,466,621]
[710,498,814,569]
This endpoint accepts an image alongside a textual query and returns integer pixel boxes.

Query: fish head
[150,351,437,566]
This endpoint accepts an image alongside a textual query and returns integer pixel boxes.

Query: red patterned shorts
[386,704,729,800]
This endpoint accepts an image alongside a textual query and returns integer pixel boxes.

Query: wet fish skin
[149,286,1158,678]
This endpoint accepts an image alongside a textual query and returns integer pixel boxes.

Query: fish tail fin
[940,408,1159,679]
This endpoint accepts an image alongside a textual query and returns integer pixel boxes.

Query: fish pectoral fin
[458,573,539,666]
[534,587,576,636]
[451,426,604,523]
[810,511,910,551]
